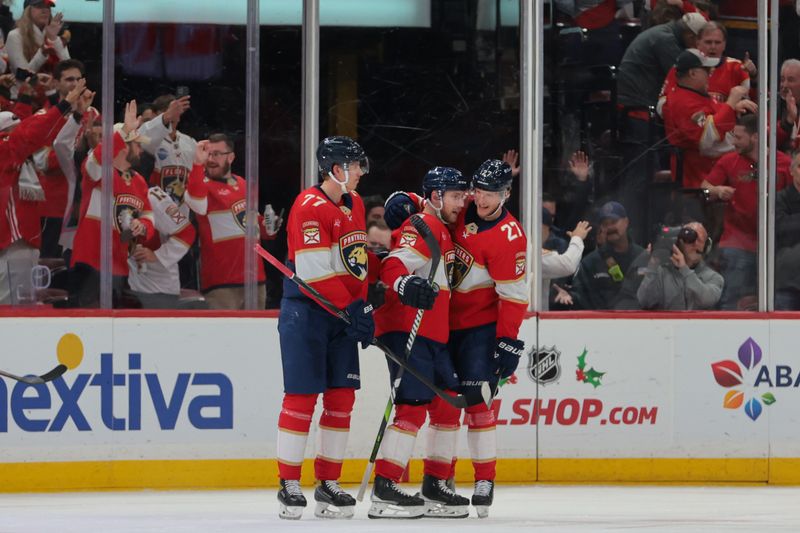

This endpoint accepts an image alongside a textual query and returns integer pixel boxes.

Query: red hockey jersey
[285,185,368,310]
[662,84,737,188]
[450,202,528,339]
[0,102,70,251]
[658,57,750,116]
[184,163,267,291]
[375,212,455,344]
[71,131,156,276]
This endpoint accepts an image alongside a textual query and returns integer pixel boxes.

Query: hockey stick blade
[254,244,483,409]
[38,364,68,383]
[0,363,67,385]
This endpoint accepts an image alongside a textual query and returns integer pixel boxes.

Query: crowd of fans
[0,0,799,311]
[0,0,284,310]
[537,0,800,311]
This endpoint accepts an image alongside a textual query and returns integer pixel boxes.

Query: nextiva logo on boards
[710,337,776,421]
[0,334,233,432]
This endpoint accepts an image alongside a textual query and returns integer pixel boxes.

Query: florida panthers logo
[232,199,247,231]
[444,249,456,289]
[114,194,145,234]
[451,243,473,289]
[340,231,368,281]
[160,166,189,203]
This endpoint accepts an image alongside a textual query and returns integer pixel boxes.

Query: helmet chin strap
[485,189,510,220]
[328,164,350,194]
[425,191,446,222]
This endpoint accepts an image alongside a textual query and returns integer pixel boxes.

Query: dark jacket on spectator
[617,20,686,108]
[775,183,800,292]
[571,241,645,309]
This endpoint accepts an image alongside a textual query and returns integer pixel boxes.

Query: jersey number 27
[501,221,523,242]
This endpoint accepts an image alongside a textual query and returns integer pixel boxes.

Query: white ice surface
[1,485,799,532]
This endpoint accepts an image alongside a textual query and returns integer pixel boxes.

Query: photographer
[637,222,723,310]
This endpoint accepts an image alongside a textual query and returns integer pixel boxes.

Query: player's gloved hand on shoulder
[494,337,524,379]
[395,275,438,310]
[384,191,418,230]
[345,298,375,349]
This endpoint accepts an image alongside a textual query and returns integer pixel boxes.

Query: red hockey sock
[277,393,318,480]
[424,392,461,479]
[466,403,497,481]
[375,404,427,481]
[314,387,356,481]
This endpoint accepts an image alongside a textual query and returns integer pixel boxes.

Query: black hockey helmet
[472,159,513,192]
[316,136,369,176]
[422,166,469,199]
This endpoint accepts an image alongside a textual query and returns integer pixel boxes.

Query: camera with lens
[652,226,700,266]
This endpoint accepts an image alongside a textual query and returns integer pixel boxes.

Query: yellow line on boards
[1,458,798,492]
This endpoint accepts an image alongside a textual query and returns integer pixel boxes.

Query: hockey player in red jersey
[71,100,156,307]
[275,136,375,520]
[448,160,527,517]
[384,159,528,518]
[369,167,470,519]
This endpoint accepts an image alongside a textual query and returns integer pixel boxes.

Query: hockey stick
[0,364,67,385]
[254,244,491,411]
[356,214,440,501]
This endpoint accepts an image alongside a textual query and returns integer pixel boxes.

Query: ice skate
[368,475,426,519]
[471,479,494,518]
[277,479,306,520]
[421,474,469,518]
[313,480,355,519]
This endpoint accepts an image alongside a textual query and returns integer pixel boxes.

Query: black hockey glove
[396,275,438,310]
[494,337,524,379]
[344,298,375,349]
[384,191,418,230]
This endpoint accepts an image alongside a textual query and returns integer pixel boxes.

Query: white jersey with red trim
[128,186,196,295]
[138,119,197,202]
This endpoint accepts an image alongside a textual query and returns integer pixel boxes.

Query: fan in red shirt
[658,21,754,116]
[184,134,281,309]
[71,100,156,307]
[0,78,89,304]
[663,48,757,189]
[702,113,790,310]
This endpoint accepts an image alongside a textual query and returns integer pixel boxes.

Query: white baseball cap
[682,13,708,35]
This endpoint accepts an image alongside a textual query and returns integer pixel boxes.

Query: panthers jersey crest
[232,198,247,231]
[339,231,368,281]
[114,193,144,233]
[451,243,473,289]
[444,248,456,289]
[160,166,189,203]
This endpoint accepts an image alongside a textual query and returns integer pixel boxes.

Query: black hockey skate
[421,474,469,518]
[368,475,426,519]
[277,479,307,520]
[471,479,495,518]
[314,480,355,519]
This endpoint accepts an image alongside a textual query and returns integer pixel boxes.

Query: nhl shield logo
[451,244,473,289]
[339,231,368,281]
[527,346,561,385]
